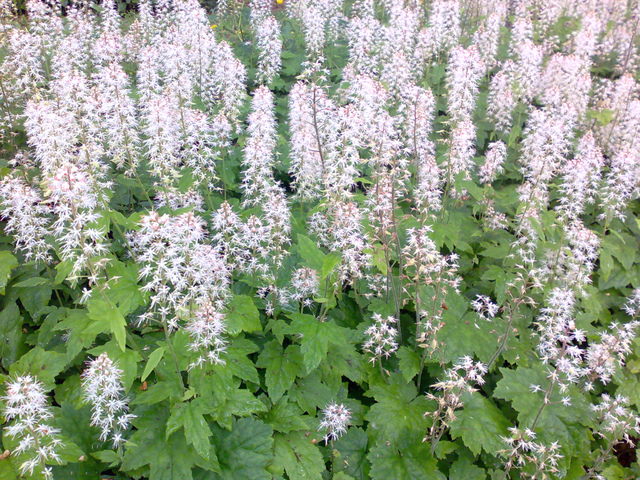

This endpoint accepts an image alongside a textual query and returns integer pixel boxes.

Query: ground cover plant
[1,0,640,478]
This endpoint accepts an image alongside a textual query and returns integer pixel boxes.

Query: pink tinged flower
[540,54,591,114]
[445,119,477,188]
[479,141,507,184]
[242,85,278,203]
[318,403,351,443]
[487,68,515,133]
[2,375,62,479]
[290,267,320,304]
[185,302,228,369]
[363,314,399,362]
[422,0,460,59]
[599,146,640,222]
[81,353,135,448]
[255,16,282,85]
[288,81,331,200]
[0,175,52,264]
[472,11,502,70]
[446,45,484,124]
[302,5,325,57]
[472,295,499,320]
[556,132,604,220]
[512,38,543,101]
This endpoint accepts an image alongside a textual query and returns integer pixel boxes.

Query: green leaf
[0,251,18,294]
[132,380,183,405]
[479,243,511,260]
[368,432,445,480]
[449,392,511,455]
[36,307,61,347]
[257,341,305,403]
[166,399,213,460]
[335,427,370,480]
[0,457,20,480]
[53,403,104,478]
[261,398,310,433]
[334,474,356,480]
[273,431,324,480]
[322,342,365,384]
[103,261,145,316]
[614,369,640,410]
[397,346,421,382]
[507,122,522,147]
[481,265,508,305]
[284,313,348,373]
[13,277,49,287]
[213,387,268,430]
[585,108,615,126]
[10,347,67,390]
[91,450,121,467]
[54,259,74,285]
[456,178,484,202]
[110,210,143,229]
[54,403,100,453]
[297,234,326,272]
[0,302,25,370]
[602,233,638,271]
[123,404,219,479]
[54,375,85,408]
[364,377,430,442]
[142,347,166,382]
[226,295,261,335]
[288,370,335,414]
[54,308,100,361]
[439,313,497,365]
[17,279,52,318]
[87,299,127,351]
[449,457,486,480]
[321,252,342,279]
[210,418,273,480]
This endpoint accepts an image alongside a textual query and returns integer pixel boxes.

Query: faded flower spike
[2,375,62,479]
[82,353,135,448]
[318,403,351,443]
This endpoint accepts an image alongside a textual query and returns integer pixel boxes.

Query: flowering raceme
[82,353,135,448]
[318,403,351,443]
[0,175,52,264]
[2,375,62,479]
[363,313,399,362]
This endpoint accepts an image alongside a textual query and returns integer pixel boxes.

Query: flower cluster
[82,353,135,448]
[184,301,228,369]
[363,313,399,363]
[318,403,351,443]
[500,427,564,480]
[471,295,499,320]
[2,375,62,479]
[131,211,230,331]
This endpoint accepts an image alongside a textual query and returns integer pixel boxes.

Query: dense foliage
[1,0,640,479]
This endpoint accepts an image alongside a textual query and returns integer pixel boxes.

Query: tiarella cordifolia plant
[2,0,640,479]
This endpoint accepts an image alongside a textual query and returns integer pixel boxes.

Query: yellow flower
[211,24,217,29]
[276,0,283,4]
